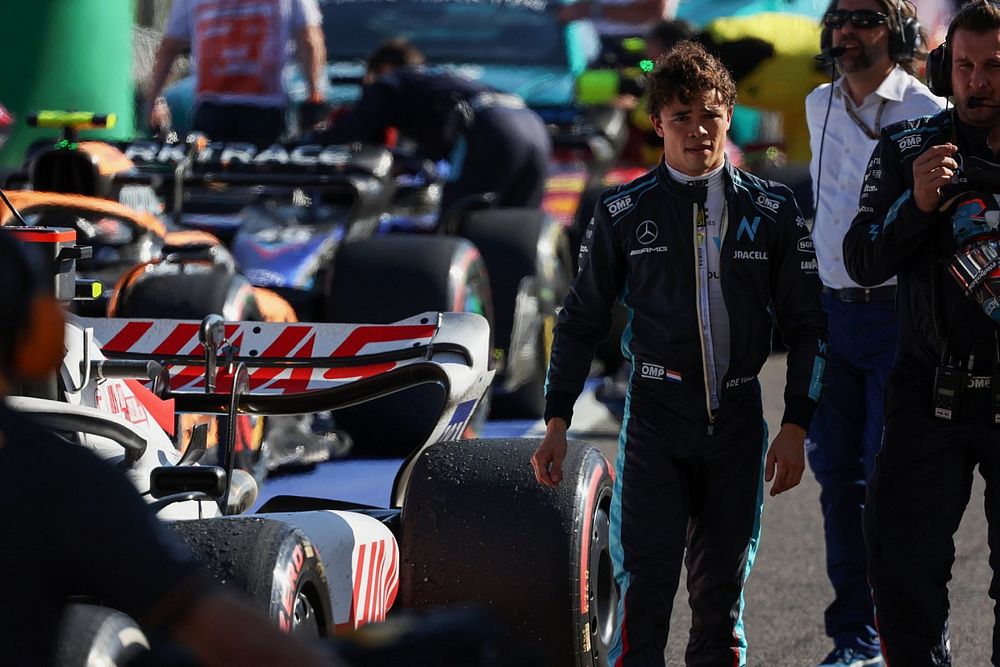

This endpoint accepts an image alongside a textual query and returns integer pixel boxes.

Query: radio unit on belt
[933,365,966,420]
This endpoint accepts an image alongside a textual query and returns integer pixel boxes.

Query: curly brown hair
[645,41,737,117]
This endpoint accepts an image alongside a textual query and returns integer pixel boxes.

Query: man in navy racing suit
[314,39,551,220]
[844,2,1000,663]
[531,42,828,666]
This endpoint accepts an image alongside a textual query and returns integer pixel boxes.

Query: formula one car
[6,224,615,666]
[13,112,572,420]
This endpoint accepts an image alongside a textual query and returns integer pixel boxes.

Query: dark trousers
[806,293,897,654]
[608,384,766,666]
[192,101,285,146]
[442,106,551,216]
[866,371,1000,666]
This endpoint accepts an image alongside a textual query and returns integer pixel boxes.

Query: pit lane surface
[256,354,993,664]
[482,355,994,666]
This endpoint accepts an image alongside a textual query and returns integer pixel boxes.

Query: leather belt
[822,285,897,303]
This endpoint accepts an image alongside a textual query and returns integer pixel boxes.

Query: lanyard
[845,98,888,140]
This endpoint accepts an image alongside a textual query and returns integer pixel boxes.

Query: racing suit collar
[656,156,738,203]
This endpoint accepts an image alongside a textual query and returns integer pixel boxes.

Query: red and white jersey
[164,0,322,107]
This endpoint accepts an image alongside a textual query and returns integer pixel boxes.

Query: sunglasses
[823,9,890,29]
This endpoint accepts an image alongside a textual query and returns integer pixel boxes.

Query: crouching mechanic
[314,39,552,218]
[0,233,335,666]
[531,42,828,666]
[844,1,1000,663]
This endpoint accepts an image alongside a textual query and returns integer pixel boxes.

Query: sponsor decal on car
[436,399,477,443]
[124,140,353,168]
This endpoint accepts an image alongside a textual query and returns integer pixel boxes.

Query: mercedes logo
[636,220,658,245]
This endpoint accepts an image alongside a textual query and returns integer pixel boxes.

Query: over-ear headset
[820,0,922,63]
[926,38,952,97]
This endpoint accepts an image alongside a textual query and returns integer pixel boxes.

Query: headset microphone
[814,45,848,63]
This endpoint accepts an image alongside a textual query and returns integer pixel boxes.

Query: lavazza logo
[608,195,632,216]
[898,135,922,151]
[756,194,780,212]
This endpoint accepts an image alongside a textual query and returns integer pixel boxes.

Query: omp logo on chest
[897,135,922,151]
[756,194,780,212]
[608,195,632,216]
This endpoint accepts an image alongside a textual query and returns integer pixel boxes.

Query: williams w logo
[737,216,761,242]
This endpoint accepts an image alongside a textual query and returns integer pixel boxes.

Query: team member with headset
[0,232,336,666]
[844,1,1000,663]
[803,2,943,665]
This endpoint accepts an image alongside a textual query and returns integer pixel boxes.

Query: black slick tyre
[168,517,331,636]
[114,264,262,321]
[398,438,616,666]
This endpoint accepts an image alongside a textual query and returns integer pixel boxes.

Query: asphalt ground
[548,354,994,666]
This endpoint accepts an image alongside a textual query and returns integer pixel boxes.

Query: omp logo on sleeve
[897,135,922,151]
[608,195,633,216]
[736,216,761,242]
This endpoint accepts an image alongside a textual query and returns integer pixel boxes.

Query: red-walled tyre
[398,438,616,666]
[168,517,331,636]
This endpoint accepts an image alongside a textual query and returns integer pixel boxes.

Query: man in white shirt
[804,2,944,666]
[147,0,327,145]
